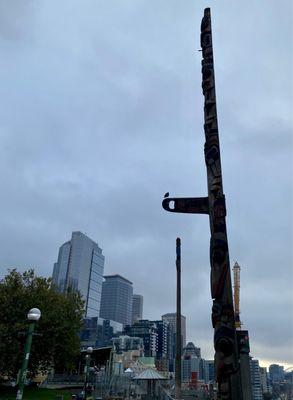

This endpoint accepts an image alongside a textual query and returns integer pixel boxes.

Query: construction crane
[233,262,242,330]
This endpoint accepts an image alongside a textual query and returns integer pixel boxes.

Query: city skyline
[0,0,292,372]
[0,232,291,370]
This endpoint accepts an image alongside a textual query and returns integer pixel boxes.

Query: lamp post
[16,308,41,400]
[83,346,93,400]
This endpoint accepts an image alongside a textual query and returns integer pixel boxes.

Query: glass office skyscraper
[52,231,105,318]
[100,274,133,326]
[132,294,143,324]
[162,312,186,372]
[162,312,186,347]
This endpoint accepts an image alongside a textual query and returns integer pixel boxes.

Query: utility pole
[175,238,182,400]
[162,8,242,399]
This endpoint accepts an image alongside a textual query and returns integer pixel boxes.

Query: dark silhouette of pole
[162,8,243,400]
[237,331,253,400]
[175,237,182,400]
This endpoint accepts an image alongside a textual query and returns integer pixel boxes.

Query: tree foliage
[0,269,84,379]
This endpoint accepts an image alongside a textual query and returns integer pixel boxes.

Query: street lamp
[16,308,41,400]
[83,346,93,400]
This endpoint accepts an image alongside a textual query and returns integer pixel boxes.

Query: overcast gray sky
[0,0,292,368]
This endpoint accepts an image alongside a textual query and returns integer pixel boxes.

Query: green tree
[0,269,84,379]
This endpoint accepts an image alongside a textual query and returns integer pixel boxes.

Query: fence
[43,373,84,386]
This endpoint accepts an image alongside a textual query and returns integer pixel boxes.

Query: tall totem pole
[162,8,242,400]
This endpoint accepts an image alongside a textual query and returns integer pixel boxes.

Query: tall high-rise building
[269,364,285,383]
[203,360,215,383]
[153,320,168,359]
[132,294,143,324]
[260,367,269,395]
[100,274,133,326]
[183,342,201,358]
[52,231,105,318]
[250,358,263,400]
[162,312,186,372]
[182,342,201,384]
[161,313,186,347]
[182,356,200,383]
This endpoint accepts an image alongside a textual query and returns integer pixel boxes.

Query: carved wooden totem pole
[162,8,242,400]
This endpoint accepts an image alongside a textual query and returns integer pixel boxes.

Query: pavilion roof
[133,368,166,380]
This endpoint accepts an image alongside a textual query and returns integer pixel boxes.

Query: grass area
[0,386,72,400]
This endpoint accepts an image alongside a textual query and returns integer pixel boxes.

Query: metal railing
[43,373,84,385]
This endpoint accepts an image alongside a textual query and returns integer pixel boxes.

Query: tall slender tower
[233,262,241,329]
[132,294,143,324]
[162,8,242,399]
